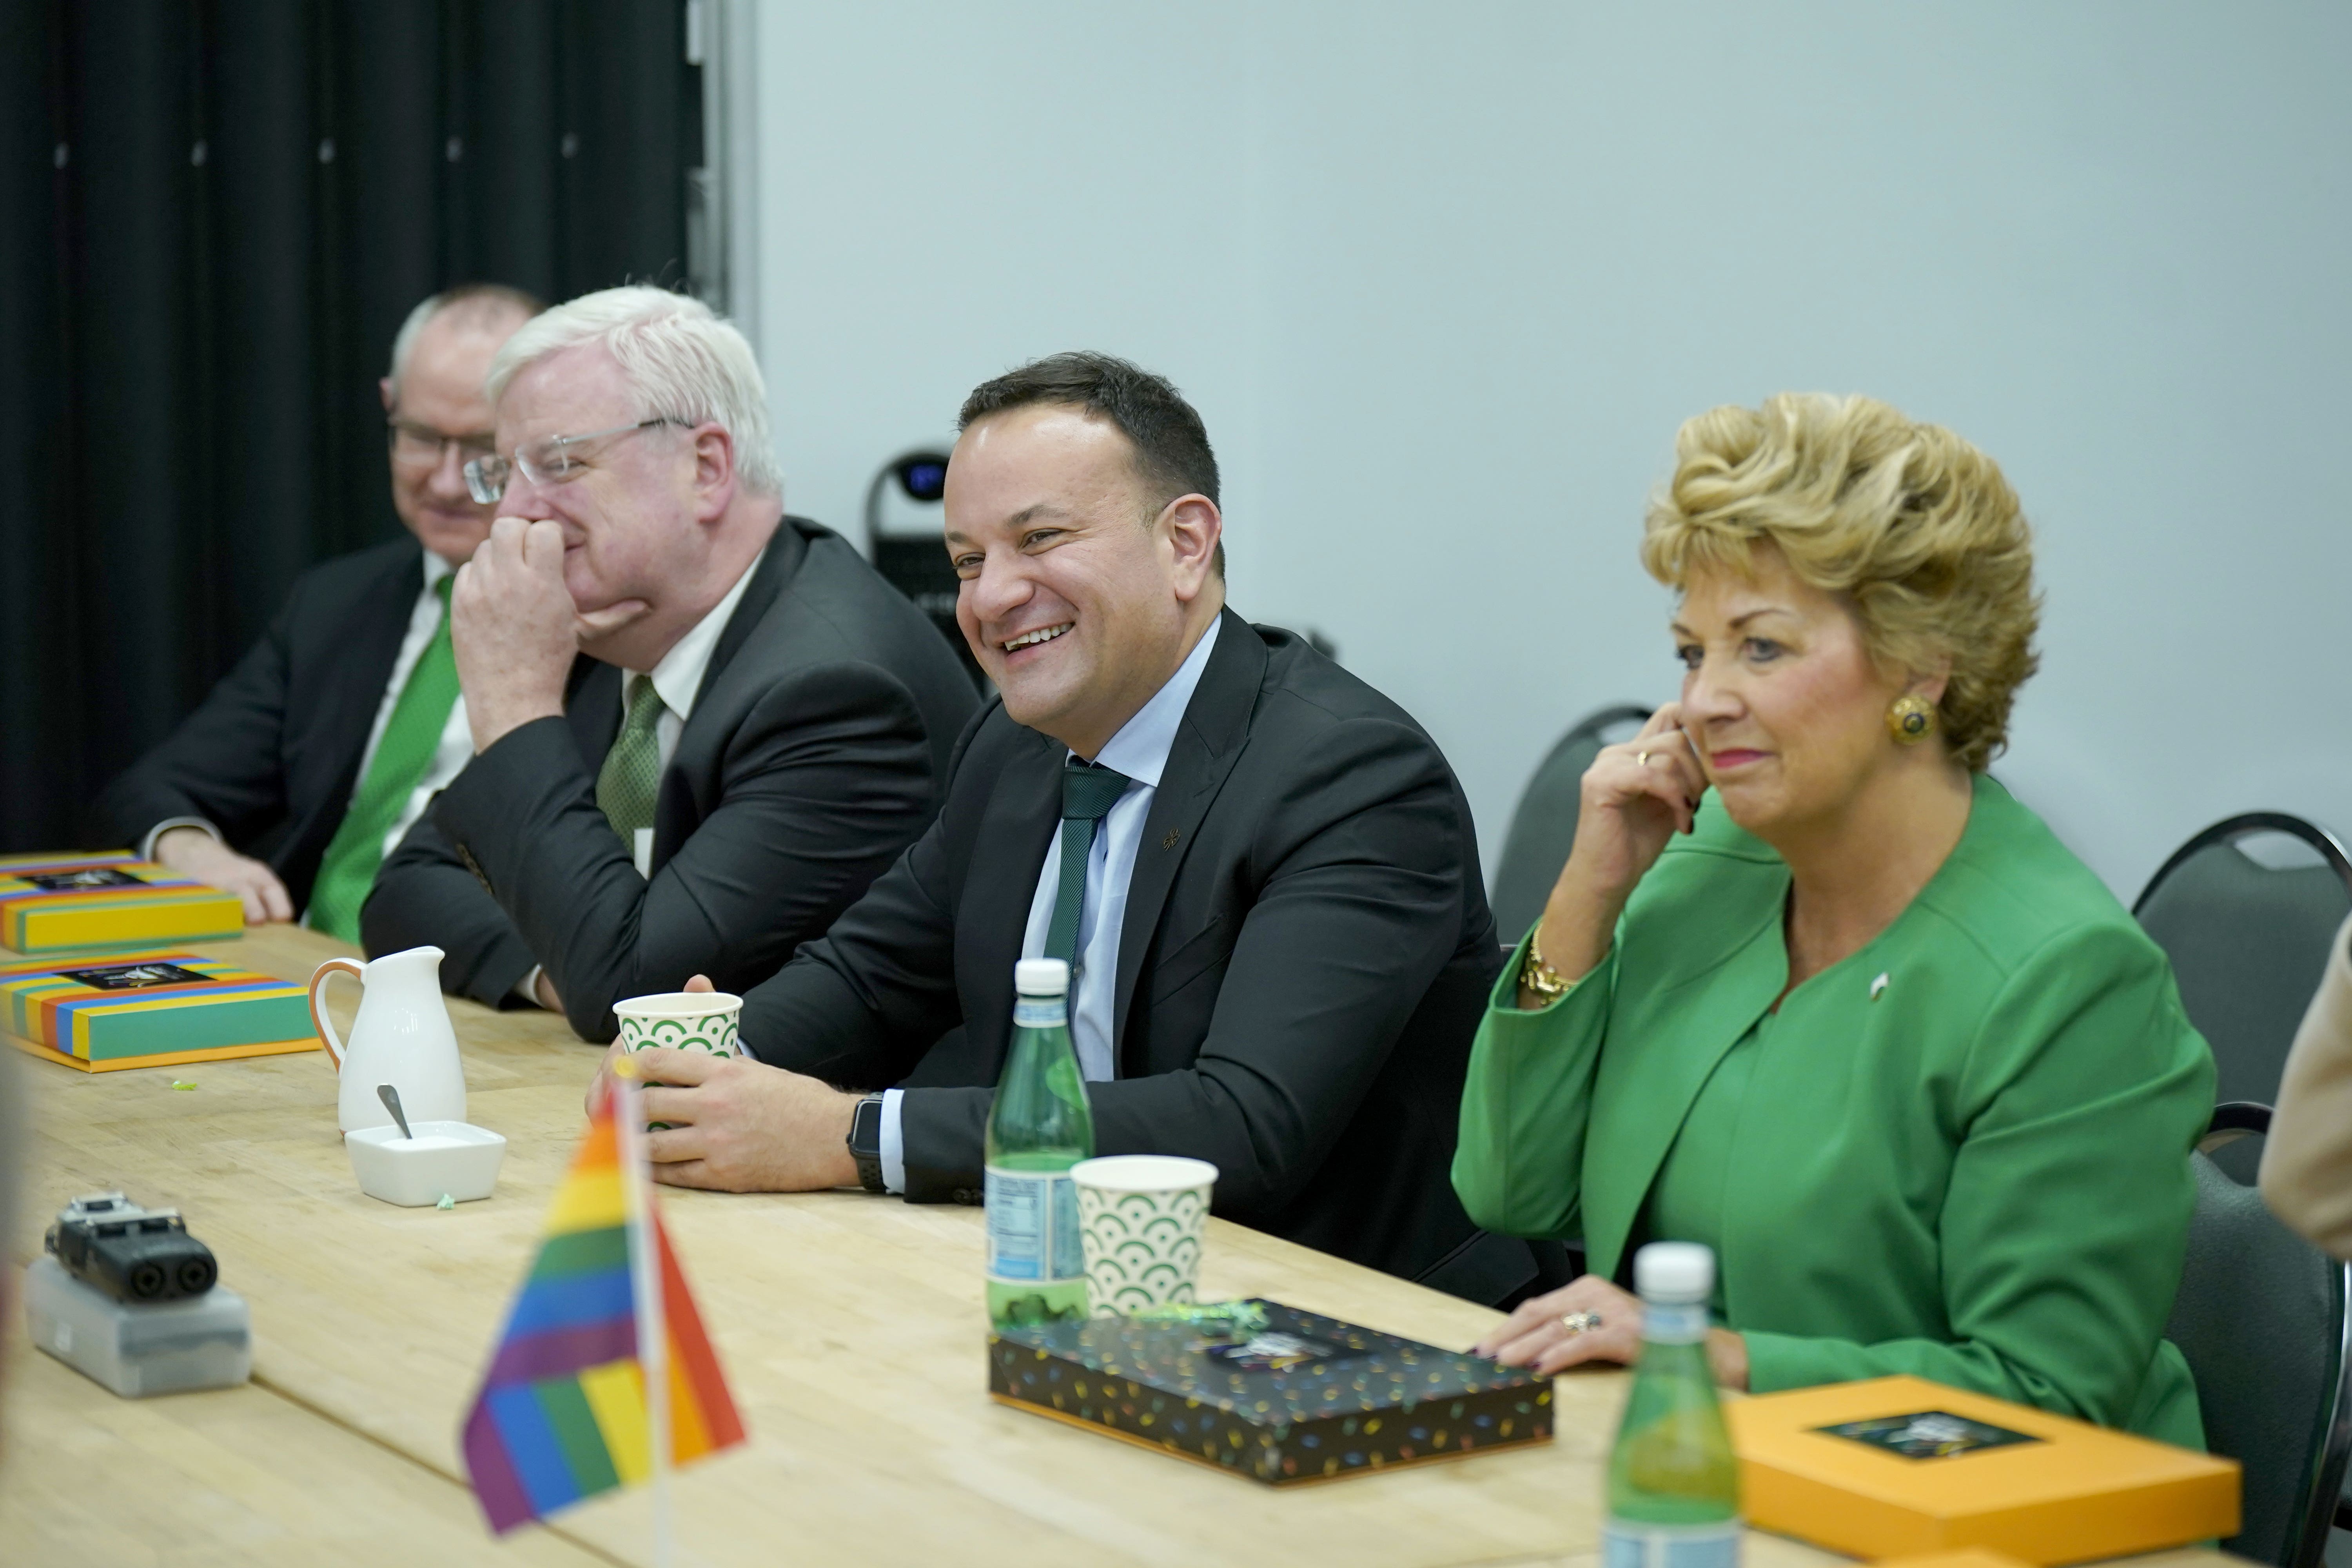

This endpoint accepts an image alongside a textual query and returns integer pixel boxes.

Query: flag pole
[612,1063,675,1568]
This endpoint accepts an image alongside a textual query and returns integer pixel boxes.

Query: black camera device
[45,1192,218,1305]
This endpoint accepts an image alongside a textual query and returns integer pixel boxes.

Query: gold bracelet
[1519,919,1574,1002]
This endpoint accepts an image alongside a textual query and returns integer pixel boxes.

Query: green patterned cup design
[1073,1155,1219,1316]
[612,991,743,1058]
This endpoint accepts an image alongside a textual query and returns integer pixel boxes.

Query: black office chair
[1490,704,1653,947]
[2166,1102,2352,1568]
[865,449,985,691]
[2135,813,2352,1182]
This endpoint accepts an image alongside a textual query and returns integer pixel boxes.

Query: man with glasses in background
[99,283,543,937]
[361,285,976,1039]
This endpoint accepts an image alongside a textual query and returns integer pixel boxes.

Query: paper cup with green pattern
[1072,1154,1218,1316]
[612,991,744,1059]
[612,991,742,1131]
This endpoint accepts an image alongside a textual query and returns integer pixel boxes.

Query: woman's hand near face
[1530,705,1708,988]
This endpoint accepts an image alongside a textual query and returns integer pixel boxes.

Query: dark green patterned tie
[1044,758,1132,977]
[596,673,665,844]
[307,576,459,941]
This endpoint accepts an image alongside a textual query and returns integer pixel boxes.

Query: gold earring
[1886,693,1937,745]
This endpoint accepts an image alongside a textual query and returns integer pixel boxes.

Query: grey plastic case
[25,1254,252,1397]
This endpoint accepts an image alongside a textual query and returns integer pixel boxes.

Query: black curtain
[0,0,701,852]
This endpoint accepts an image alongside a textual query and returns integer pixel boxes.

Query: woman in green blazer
[1458,394,2212,1447]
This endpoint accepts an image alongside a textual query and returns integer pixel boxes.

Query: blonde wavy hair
[1641,393,2040,771]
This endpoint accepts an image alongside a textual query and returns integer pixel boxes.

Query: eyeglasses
[387,419,497,470]
[462,419,681,505]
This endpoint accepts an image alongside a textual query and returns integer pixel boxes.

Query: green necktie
[596,673,666,845]
[1043,759,1132,978]
[308,576,460,941]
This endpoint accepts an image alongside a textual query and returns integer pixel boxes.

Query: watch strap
[847,1093,887,1193]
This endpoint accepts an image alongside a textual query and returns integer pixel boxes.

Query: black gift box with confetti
[986,1298,1553,1485]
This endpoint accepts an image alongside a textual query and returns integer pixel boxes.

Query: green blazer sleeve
[1451,931,1617,1241]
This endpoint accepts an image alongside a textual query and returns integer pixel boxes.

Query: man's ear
[689,422,737,522]
[1160,494,1222,603]
[379,377,396,415]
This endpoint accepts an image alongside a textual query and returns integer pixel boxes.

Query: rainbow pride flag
[461,1086,744,1533]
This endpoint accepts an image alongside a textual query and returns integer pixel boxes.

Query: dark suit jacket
[737,610,1524,1298]
[361,518,979,1041]
[96,537,431,910]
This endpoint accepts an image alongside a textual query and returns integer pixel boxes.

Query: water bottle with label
[985,958,1094,1328]
[1604,1242,1742,1568]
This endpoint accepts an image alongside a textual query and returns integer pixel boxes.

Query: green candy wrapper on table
[987,1298,1552,1485]
[1125,1299,1269,1337]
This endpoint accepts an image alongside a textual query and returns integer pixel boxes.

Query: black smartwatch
[846,1093,887,1193]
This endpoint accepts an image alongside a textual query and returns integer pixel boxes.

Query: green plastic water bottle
[1605,1242,1742,1568]
[985,958,1094,1328]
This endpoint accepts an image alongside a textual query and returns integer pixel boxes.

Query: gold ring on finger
[1635,751,1651,766]
[1558,1311,1603,1334]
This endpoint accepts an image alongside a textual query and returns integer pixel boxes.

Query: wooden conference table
[3,926,2241,1568]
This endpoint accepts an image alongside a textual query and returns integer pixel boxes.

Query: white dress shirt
[514,556,760,1002]
[639,557,757,776]
[878,617,1222,1193]
[144,552,474,922]
[612,557,757,877]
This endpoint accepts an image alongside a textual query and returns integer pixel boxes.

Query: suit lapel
[694,520,802,711]
[1583,890,1787,1279]
[567,658,622,766]
[292,548,432,888]
[960,728,1063,1073]
[1111,611,1265,1058]
[644,524,803,865]
[325,548,433,789]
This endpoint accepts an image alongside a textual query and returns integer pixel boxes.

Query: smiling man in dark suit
[98,284,543,936]
[361,287,976,1041]
[599,352,1528,1300]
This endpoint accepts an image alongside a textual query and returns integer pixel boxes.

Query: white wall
[752,1,2352,898]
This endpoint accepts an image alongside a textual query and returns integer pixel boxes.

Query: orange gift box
[1878,1553,2037,1568]
[1726,1375,2238,1564]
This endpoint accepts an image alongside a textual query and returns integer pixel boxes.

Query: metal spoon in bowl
[377,1083,414,1141]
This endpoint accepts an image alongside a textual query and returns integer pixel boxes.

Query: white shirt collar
[637,557,760,723]
[423,550,456,590]
[1086,615,1222,789]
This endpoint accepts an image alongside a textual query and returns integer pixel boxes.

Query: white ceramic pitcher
[307,946,467,1134]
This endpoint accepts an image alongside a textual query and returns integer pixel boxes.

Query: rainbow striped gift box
[0,853,243,954]
[2,951,318,1072]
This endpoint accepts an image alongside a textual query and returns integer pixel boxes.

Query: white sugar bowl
[345,1121,506,1207]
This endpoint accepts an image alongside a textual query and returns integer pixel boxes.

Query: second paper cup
[1073,1154,1218,1315]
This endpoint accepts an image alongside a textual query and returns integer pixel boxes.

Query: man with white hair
[99,283,543,938]
[363,286,976,1040]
